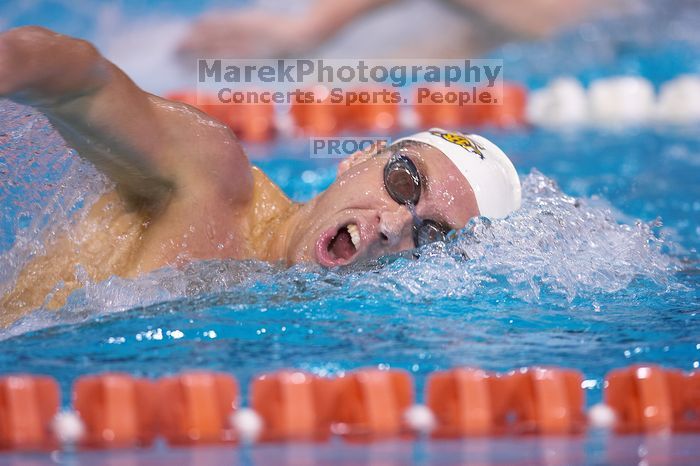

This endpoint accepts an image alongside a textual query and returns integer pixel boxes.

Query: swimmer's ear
[337,143,382,177]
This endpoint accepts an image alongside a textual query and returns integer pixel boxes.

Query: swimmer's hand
[177,0,396,60]
[178,10,316,59]
[447,0,608,39]
[0,27,104,101]
[0,26,253,210]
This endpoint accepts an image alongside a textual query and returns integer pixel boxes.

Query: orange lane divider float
[332,369,414,441]
[426,367,585,437]
[605,364,700,433]
[1,365,699,452]
[413,83,527,129]
[0,375,59,450]
[413,86,469,129]
[426,368,499,437]
[157,371,239,445]
[503,367,586,434]
[461,83,528,128]
[289,86,345,137]
[250,370,335,442]
[343,87,400,134]
[73,373,158,449]
[166,83,526,141]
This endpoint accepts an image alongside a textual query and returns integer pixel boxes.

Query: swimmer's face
[285,142,479,267]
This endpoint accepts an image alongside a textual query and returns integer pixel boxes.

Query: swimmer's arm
[304,0,398,44]
[445,0,602,39]
[180,0,398,58]
[0,26,252,208]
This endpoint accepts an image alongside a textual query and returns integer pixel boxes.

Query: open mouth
[317,223,361,266]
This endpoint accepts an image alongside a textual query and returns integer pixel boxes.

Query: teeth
[347,223,360,249]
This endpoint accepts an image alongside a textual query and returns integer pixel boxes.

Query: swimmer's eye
[384,154,421,205]
[383,151,451,248]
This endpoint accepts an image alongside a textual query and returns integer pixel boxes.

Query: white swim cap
[393,128,521,219]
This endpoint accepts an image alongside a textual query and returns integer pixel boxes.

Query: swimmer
[0,27,520,324]
[179,0,610,59]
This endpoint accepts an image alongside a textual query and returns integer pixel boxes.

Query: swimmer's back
[0,191,145,325]
[0,167,292,326]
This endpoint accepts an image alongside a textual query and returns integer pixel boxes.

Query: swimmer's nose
[378,207,413,247]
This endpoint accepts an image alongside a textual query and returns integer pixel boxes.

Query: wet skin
[0,26,478,323]
[278,142,479,267]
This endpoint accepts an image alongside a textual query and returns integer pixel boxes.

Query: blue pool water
[1,108,699,464]
[1,103,698,407]
[1,1,700,464]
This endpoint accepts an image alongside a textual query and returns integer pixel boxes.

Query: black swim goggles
[383,152,451,247]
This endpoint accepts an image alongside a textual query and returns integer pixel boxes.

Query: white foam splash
[338,169,678,304]
[0,102,109,295]
[447,170,677,301]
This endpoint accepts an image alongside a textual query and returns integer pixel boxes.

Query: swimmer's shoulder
[150,94,255,207]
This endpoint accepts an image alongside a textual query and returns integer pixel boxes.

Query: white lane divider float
[403,404,438,435]
[230,407,264,443]
[588,403,617,430]
[589,76,656,125]
[527,77,589,128]
[527,74,700,127]
[657,74,700,123]
[51,410,86,445]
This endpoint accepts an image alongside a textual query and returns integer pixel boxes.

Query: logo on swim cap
[429,130,485,160]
